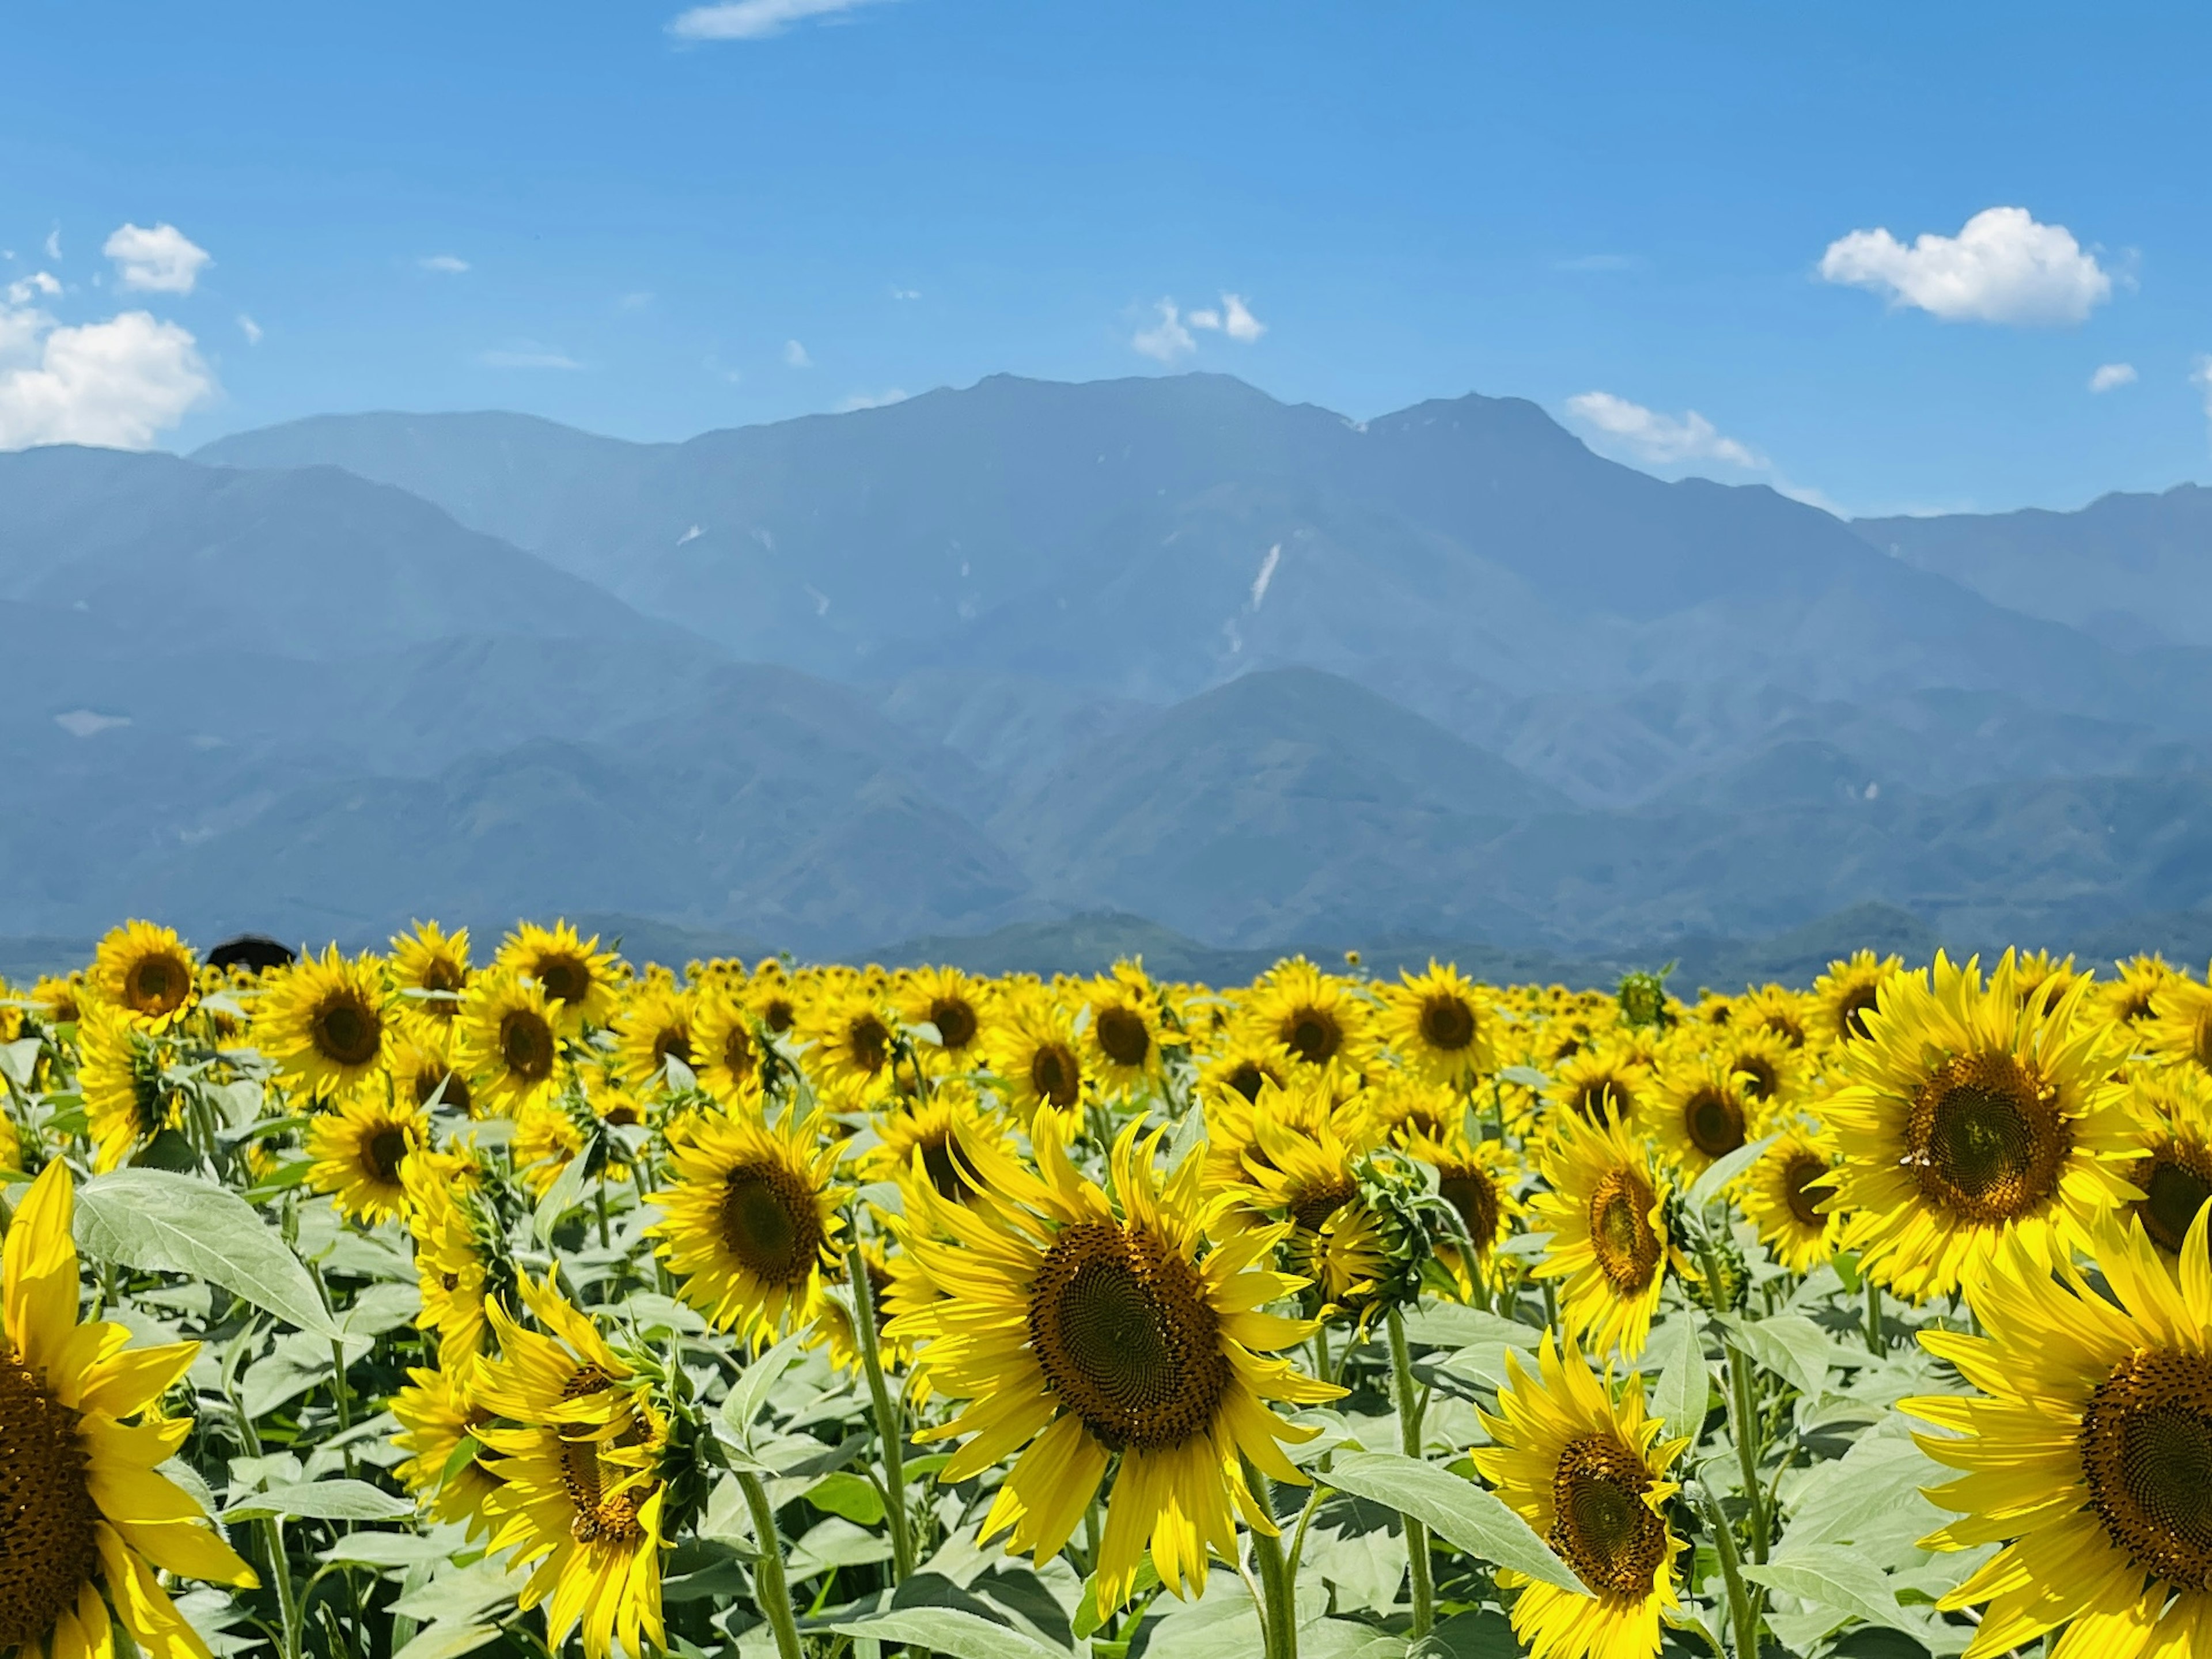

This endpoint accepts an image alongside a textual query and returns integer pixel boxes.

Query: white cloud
[418,253,471,275]
[1185,291,1267,343]
[478,343,582,370]
[43,228,61,262]
[835,388,907,411]
[782,338,813,369]
[1565,390,1763,469]
[0,298,214,449]
[1818,206,2111,326]
[616,290,654,310]
[1132,300,1196,363]
[104,222,211,295]
[889,286,920,300]
[6,271,61,305]
[669,0,893,40]
[237,313,263,346]
[2088,362,2136,393]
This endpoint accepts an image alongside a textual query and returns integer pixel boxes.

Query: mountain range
[2,371,2207,978]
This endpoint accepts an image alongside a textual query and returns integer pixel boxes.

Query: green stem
[1696,1483,1762,1659]
[848,1235,915,1582]
[262,1517,304,1659]
[1724,1340,1769,1563]
[736,1469,804,1659]
[1863,1273,1884,1357]
[1385,1308,1435,1639]
[1247,1467,1300,1659]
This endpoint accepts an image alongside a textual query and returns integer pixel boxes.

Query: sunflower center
[1906,1053,2069,1224]
[534,955,592,1008]
[1549,1434,1667,1600]
[125,952,190,1018]
[313,993,383,1068]
[499,1009,556,1081]
[1732,1056,1779,1102]
[918,1137,970,1203]
[652,1027,692,1069]
[1588,1168,1661,1294]
[2134,1143,2212,1256]
[849,1014,892,1076]
[1030,1042,1081,1108]
[1028,1222,1230,1454]
[2196,1012,2212,1072]
[717,1161,824,1286]
[1838,987,1880,1041]
[1225,1062,1270,1103]
[930,997,979,1052]
[0,1350,101,1649]
[1095,1007,1152,1068]
[1570,1078,1630,1123]
[1281,1006,1343,1065]
[1438,1166,1501,1253]
[553,1368,647,1548]
[365,1127,410,1185]
[416,1066,471,1115]
[2080,1349,2212,1592]
[1418,994,1478,1053]
[719,1023,756,1083]
[421,960,465,998]
[1290,1177,1358,1233]
[1781,1154,1831,1232]
[1684,1086,1745,1159]
[763,997,795,1034]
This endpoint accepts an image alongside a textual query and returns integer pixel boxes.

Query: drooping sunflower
[88,921,198,1032]
[801,983,902,1100]
[253,946,395,1104]
[747,963,800,1037]
[1545,1046,1652,1131]
[0,1161,259,1659]
[404,1150,495,1372]
[1812,949,1901,1047]
[1198,1069,1364,1213]
[1737,1128,1843,1274]
[306,1094,425,1224]
[986,991,1089,1120]
[1236,956,1379,1074]
[1080,963,1175,1097]
[1380,960,1498,1087]
[1472,1331,1688,1659]
[2113,1067,2212,1257]
[649,1103,846,1345]
[688,982,766,1108]
[455,969,566,1118]
[613,977,695,1093]
[472,1277,666,1659]
[389,921,471,1044]
[1400,1127,1522,1296]
[77,1006,179,1172]
[1646,1050,1758,1176]
[896,964,993,1073]
[892,1116,1342,1613]
[495,921,623,1032]
[2143,975,2212,1077]
[1903,1211,2212,1659]
[1531,1109,1672,1358]
[1823,950,2136,1301]
[391,1365,501,1537]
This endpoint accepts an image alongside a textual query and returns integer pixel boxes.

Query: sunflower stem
[1385,1306,1436,1639]
[1862,1272,1884,1355]
[736,1468,805,1659]
[1695,1481,1762,1659]
[1246,1466,1300,1659]
[847,1234,915,1582]
[1722,1339,1769,1563]
[262,1516,305,1659]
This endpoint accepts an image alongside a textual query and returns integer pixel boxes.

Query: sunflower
[472,1276,666,1659]
[1823,950,2135,1301]
[0,979,22,1046]
[1195,1040,1293,1107]
[404,1151,495,1372]
[0,1161,259,1659]
[0,1109,21,1176]
[1545,1046,1651,1130]
[1198,1069,1365,1214]
[1378,960,1498,1087]
[77,1006,177,1172]
[747,963,800,1037]
[2143,976,2212,1076]
[1707,1024,1802,1110]
[392,1365,500,1537]
[1646,1050,1758,1176]
[2099,953,2179,1028]
[649,1103,846,1345]
[860,1084,1010,1206]
[253,946,395,1104]
[1080,963,1175,1097]
[1812,950,1901,1046]
[456,969,566,1118]
[306,1094,425,1224]
[31,975,82,1029]
[1363,1074,1461,1142]
[687,983,766,1109]
[1903,1211,2212,1658]
[897,964,993,1072]
[1530,1110,1672,1358]
[1737,983,1812,1050]
[801,983,902,1100]
[393,1033,474,1117]
[88,921,197,1032]
[389,921,471,1043]
[613,978,695,1093]
[1236,957,1378,1073]
[1472,1331,1688,1659]
[495,921,623,1032]
[1737,1128,1843,1274]
[1400,1127,1521,1293]
[2114,1068,2212,1257]
[891,1116,1342,1613]
[986,991,1089,1120]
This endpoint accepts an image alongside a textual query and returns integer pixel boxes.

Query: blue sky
[2,1,2205,514]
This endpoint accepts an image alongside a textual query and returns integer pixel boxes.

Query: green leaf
[1648,1313,1710,1446]
[1497,1066,1548,1089]
[531,1153,591,1247]
[318,1533,457,1568]
[75,1168,339,1339]
[1719,1312,1840,1397]
[719,1335,805,1444]
[827,1608,1070,1659]
[1744,1550,1915,1634]
[1322,1450,1582,1592]
[805,1470,884,1525]
[1685,1134,1778,1211]
[1073,1558,1161,1639]
[389,1624,502,1659]
[221,1480,415,1523]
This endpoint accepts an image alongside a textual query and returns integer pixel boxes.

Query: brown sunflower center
[365,1126,410,1185]
[2080,1349,2212,1592]
[0,1350,101,1649]
[652,1026,692,1069]
[1732,1055,1779,1102]
[762,997,795,1034]
[418,960,465,1020]
[1684,1086,1746,1159]
[1838,986,1880,1041]
[1418,993,1478,1054]
[1904,1052,2069,1224]
[313,991,383,1069]
[1030,1042,1081,1109]
[1588,1167,1662,1294]
[1027,1221,1229,1454]
[848,1013,892,1076]
[1760,1012,1806,1048]
[415,1066,470,1115]
[1549,1433,1668,1600]
[1570,1077,1632,1124]
[2133,1142,2212,1256]
[499,1008,556,1082]
[533,953,592,1009]
[1225,1060,1272,1103]
[1438,1165,1501,1254]
[918,1135,971,1203]
[1095,1006,1153,1068]
[1289,1177,1358,1233]
[125,950,191,1019]
[1781,1153,1831,1232]
[554,1368,647,1547]
[930,996,979,1052]
[719,1020,757,1083]
[718,1160,824,1286]
[1280,1005,1343,1066]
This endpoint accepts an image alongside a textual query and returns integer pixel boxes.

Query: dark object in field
[209,934,297,974]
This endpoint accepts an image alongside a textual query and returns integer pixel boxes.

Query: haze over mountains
[5,372,2210,974]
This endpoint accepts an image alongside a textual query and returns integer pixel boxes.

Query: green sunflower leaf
[1322,1450,1583,1592]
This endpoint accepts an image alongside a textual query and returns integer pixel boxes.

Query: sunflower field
[4,923,2211,1659]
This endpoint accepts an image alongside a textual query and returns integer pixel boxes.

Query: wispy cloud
[835,388,907,411]
[616,290,654,311]
[237,313,263,345]
[1565,389,1841,515]
[1188,292,1266,343]
[783,338,813,369]
[105,222,211,294]
[478,343,582,370]
[418,254,471,275]
[43,228,61,262]
[1132,300,1196,363]
[1819,206,2112,327]
[2088,362,2137,393]
[669,0,895,41]
[889,286,921,300]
